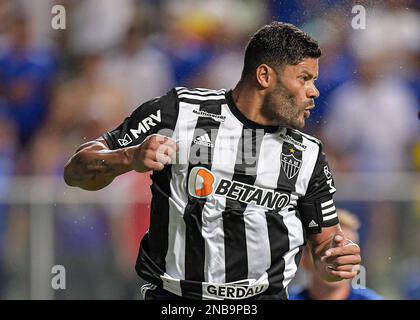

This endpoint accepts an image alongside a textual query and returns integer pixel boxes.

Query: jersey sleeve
[102,88,178,150]
[298,143,339,234]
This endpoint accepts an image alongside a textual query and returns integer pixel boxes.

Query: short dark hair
[241,22,321,78]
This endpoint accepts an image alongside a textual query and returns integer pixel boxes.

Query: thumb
[331,229,346,248]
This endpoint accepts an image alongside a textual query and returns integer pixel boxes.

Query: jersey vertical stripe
[264,128,304,296]
[280,129,306,290]
[202,103,244,284]
[181,102,223,298]
[222,127,264,282]
[163,101,200,295]
[245,132,282,282]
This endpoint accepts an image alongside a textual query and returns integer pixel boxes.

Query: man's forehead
[296,58,319,72]
[284,58,319,75]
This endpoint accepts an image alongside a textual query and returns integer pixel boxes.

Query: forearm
[64,142,133,191]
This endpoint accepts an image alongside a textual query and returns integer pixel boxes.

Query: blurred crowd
[0,0,418,299]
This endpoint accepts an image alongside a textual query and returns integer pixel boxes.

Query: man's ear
[255,64,276,89]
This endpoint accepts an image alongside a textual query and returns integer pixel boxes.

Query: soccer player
[289,209,383,300]
[64,22,361,300]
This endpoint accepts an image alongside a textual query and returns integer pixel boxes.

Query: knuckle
[145,149,155,159]
[150,141,159,150]
[143,142,154,152]
[145,135,155,144]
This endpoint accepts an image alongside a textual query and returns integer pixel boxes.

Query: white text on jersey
[130,110,161,138]
[215,178,290,211]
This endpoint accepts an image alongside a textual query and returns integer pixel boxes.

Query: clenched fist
[321,229,361,281]
[128,134,178,172]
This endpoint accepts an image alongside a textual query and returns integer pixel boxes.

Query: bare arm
[64,135,176,191]
[308,224,361,282]
[63,138,132,191]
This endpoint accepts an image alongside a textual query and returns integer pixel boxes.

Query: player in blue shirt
[289,209,383,300]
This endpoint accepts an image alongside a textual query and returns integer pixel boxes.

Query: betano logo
[188,167,215,198]
[188,167,290,211]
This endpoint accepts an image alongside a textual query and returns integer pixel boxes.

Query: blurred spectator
[0,15,57,147]
[14,0,56,48]
[323,35,418,172]
[158,0,264,85]
[49,53,126,141]
[323,72,418,172]
[68,0,135,55]
[289,209,383,300]
[300,6,357,132]
[201,22,246,89]
[157,12,216,85]
[101,20,174,109]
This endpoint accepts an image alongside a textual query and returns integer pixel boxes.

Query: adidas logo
[308,220,319,228]
[194,133,213,147]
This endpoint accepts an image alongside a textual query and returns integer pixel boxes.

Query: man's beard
[261,84,303,129]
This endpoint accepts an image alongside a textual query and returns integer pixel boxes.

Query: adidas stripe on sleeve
[297,143,339,234]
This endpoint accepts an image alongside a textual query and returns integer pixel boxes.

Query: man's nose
[307,85,319,99]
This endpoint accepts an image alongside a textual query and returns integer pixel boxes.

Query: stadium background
[0,0,418,299]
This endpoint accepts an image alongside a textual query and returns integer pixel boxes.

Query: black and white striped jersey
[103,87,339,300]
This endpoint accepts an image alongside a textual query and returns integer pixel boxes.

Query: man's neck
[232,82,275,127]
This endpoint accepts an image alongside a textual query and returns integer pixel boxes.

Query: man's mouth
[305,104,315,111]
[303,105,314,118]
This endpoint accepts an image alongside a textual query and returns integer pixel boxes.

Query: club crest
[281,153,302,179]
